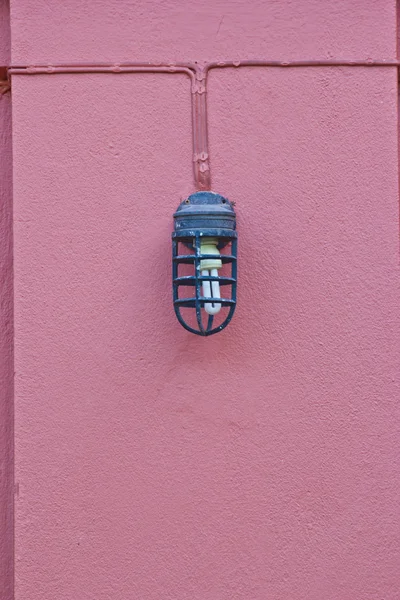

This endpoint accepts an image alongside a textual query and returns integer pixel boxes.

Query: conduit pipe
[205,59,400,70]
[8,63,205,188]
[7,59,400,190]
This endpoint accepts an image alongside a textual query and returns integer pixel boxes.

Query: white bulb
[199,237,222,316]
[201,268,221,315]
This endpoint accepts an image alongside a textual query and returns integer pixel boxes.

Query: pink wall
[0,1,13,598]
[7,1,400,599]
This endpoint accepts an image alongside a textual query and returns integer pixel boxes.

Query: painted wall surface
[9,1,400,599]
[0,1,13,598]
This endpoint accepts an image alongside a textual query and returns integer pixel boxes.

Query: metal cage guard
[172,192,237,336]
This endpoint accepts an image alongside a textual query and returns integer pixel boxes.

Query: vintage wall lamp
[172,191,237,336]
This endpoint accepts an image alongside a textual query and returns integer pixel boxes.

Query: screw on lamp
[172,191,237,336]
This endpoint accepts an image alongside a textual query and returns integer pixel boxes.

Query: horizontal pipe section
[205,59,400,71]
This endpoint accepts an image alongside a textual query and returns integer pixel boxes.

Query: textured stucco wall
[9,1,400,599]
[0,1,13,598]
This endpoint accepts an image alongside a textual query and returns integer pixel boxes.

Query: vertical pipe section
[397,0,400,247]
[192,66,211,190]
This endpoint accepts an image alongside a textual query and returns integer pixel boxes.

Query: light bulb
[199,238,222,315]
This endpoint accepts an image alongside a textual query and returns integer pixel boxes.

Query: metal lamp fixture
[172,191,237,336]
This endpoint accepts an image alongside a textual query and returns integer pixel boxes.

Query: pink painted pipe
[205,59,400,70]
[8,59,400,192]
[8,63,212,191]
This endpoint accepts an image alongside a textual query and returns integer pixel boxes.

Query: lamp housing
[172,191,237,336]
